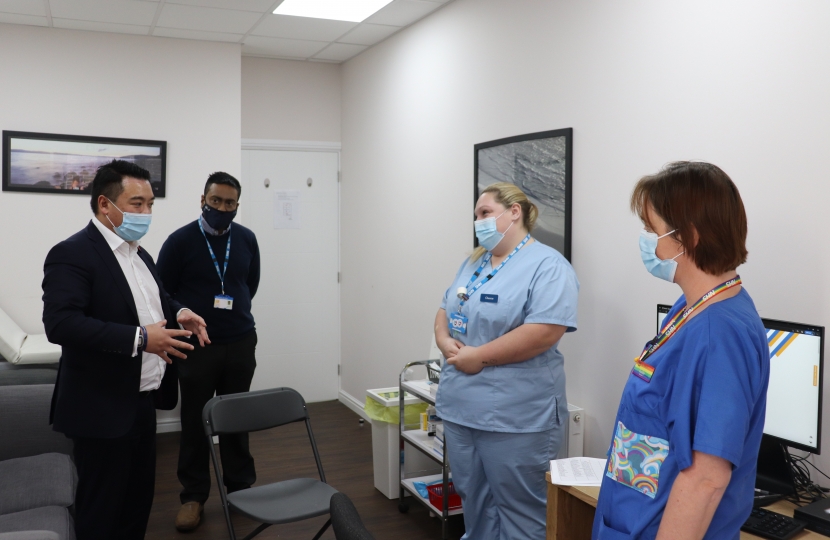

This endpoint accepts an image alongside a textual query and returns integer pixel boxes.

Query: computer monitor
[761,318,824,453]
[654,305,825,494]
[656,304,672,334]
[756,318,824,494]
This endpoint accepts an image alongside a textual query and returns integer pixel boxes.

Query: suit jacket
[43,220,186,439]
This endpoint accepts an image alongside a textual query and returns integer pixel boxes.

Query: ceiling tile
[156,3,261,34]
[53,18,150,34]
[166,0,275,13]
[312,43,367,62]
[364,0,440,27]
[153,27,243,42]
[49,0,158,25]
[0,12,46,25]
[337,23,398,46]
[0,0,46,16]
[242,36,327,59]
[252,14,356,41]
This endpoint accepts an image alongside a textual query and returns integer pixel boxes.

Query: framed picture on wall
[2,131,167,197]
[474,128,573,261]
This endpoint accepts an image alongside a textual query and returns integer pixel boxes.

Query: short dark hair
[89,160,151,214]
[204,172,241,199]
[631,161,748,275]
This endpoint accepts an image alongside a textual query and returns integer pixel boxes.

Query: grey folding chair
[203,387,338,540]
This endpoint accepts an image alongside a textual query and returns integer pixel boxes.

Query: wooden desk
[545,472,824,540]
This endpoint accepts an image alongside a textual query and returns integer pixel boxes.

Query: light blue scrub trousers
[443,420,564,540]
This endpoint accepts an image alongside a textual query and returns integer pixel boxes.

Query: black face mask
[202,204,237,231]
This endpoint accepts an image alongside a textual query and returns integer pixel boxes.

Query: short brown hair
[630,162,748,275]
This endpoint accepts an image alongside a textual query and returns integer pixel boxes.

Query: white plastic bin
[365,387,442,499]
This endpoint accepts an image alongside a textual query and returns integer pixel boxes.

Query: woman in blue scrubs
[434,182,579,540]
[593,162,769,539]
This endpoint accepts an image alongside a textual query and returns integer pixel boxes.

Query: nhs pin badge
[448,312,468,335]
[214,295,234,310]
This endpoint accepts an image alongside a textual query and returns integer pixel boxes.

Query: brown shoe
[175,502,204,532]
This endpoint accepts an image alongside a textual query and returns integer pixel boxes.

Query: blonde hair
[471,182,538,261]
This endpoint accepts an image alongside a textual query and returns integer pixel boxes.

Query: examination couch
[0,384,76,540]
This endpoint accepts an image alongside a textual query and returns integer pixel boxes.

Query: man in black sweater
[157,172,261,532]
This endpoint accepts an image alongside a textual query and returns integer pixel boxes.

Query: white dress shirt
[91,218,167,391]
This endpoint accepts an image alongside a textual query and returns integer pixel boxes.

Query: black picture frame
[474,128,573,261]
[2,130,167,197]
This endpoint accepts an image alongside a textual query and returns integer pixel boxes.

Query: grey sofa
[0,384,76,540]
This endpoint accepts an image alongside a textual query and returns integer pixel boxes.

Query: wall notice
[274,190,301,229]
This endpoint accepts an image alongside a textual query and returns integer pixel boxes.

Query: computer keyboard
[741,508,807,540]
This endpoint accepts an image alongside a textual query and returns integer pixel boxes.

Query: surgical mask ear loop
[659,230,685,261]
[104,197,123,229]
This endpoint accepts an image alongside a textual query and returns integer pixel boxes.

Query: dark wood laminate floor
[147,400,465,539]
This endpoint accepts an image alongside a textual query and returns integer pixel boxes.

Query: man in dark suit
[42,160,210,540]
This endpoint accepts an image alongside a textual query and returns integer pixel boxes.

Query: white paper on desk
[549,457,607,486]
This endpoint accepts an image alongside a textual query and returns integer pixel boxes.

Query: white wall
[241,56,341,142]
[340,0,830,473]
[0,24,241,427]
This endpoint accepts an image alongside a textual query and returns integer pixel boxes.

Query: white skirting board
[156,418,181,434]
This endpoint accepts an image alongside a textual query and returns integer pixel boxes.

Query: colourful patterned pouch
[605,420,669,499]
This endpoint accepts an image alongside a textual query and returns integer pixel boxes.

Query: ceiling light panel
[273,0,395,23]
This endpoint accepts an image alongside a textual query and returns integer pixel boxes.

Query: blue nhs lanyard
[456,234,530,313]
[198,218,231,295]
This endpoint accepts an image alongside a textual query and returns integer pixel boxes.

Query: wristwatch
[137,326,145,353]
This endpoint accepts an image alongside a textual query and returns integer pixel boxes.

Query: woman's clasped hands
[439,336,485,375]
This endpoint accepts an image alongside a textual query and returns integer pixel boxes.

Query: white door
[241,149,340,402]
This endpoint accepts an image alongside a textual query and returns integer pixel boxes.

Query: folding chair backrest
[203,387,308,436]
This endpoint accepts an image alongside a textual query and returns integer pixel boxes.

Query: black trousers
[177,329,257,504]
[72,391,156,540]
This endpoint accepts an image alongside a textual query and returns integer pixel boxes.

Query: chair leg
[240,523,272,540]
[311,518,331,540]
[208,435,237,540]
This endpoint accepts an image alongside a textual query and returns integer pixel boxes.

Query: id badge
[448,312,468,335]
[214,295,234,310]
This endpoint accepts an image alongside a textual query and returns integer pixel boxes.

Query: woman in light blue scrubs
[593,162,769,539]
[434,182,579,540]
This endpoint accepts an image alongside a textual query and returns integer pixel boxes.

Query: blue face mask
[105,198,152,242]
[475,210,513,251]
[640,229,684,282]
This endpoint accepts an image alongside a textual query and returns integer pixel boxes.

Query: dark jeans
[72,391,156,540]
[177,329,257,504]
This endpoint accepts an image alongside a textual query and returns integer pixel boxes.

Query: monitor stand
[755,435,796,495]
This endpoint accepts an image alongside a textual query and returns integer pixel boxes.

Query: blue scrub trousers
[443,420,563,540]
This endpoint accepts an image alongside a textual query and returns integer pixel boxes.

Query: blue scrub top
[435,241,579,433]
[593,288,769,539]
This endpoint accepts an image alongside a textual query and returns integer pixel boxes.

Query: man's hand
[144,320,194,363]
[177,309,211,347]
[446,345,485,375]
[438,336,465,360]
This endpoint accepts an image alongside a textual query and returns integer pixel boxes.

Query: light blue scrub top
[593,289,769,539]
[435,241,579,433]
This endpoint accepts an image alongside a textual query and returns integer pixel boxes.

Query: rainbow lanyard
[633,276,742,382]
